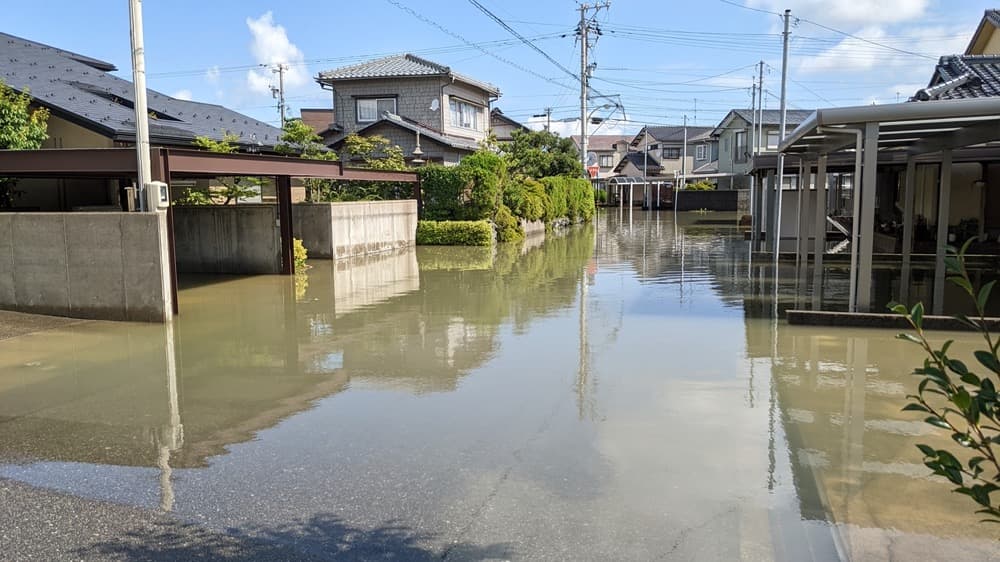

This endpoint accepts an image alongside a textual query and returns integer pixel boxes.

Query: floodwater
[0,210,998,560]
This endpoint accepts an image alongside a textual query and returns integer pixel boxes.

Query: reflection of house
[714,109,813,189]
[489,108,527,142]
[570,134,631,179]
[315,54,500,165]
[0,31,283,211]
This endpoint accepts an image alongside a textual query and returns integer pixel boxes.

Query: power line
[796,17,938,60]
[383,0,577,91]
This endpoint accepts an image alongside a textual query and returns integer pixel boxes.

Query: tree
[894,240,1000,523]
[499,129,583,180]
[188,132,261,204]
[0,80,49,207]
[276,119,338,202]
[341,133,406,171]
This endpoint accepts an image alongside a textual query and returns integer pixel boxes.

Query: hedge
[503,177,546,222]
[416,220,494,246]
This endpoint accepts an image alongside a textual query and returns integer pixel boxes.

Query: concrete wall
[293,200,417,260]
[173,205,281,274]
[0,212,171,321]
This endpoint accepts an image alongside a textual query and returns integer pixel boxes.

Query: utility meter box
[145,181,169,210]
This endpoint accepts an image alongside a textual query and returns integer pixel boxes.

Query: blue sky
[4,1,994,136]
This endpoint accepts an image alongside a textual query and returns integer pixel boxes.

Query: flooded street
[1,210,998,560]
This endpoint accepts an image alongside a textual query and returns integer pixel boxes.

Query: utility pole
[773,9,791,258]
[682,114,688,184]
[546,107,552,131]
[128,0,152,208]
[693,98,697,125]
[756,61,765,152]
[749,80,757,157]
[266,63,288,128]
[578,2,610,176]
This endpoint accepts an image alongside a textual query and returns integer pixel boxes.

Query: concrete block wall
[293,200,417,260]
[173,205,281,274]
[0,212,171,322]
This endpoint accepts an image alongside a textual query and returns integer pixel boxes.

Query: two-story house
[712,109,813,189]
[627,126,716,182]
[489,108,528,143]
[571,134,632,179]
[315,54,500,165]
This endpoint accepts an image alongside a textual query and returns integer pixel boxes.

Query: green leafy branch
[892,239,1000,524]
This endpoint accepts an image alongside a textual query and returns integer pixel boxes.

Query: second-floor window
[599,154,614,167]
[735,132,747,161]
[357,98,396,123]
[449,98,483,130]
[766,131,780,150]
[662,147,681,159]
[695,145,707,160]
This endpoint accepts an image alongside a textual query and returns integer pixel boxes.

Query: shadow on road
[74,512,512,561]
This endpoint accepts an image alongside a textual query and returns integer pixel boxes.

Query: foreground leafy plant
[892,239,1000,523]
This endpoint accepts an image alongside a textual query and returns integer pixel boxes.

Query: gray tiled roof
[571,134,631,151]
[0,32,283,148]
[317,53,500,96]
[912,55,1000,101]
[327,112,479,152]
[643,126,714,143]
[613,151,661,174]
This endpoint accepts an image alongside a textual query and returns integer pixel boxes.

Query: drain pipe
[818,126,864,312]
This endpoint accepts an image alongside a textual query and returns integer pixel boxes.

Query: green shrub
[419,165,468,220]
[540,176,569,222]
[460,151,506,220]
[494,204,524,243]
[566,177,596,221]
[594,187,607,204]
[416,220,493,246]
[687,179,716,191]
[504,177,546,222]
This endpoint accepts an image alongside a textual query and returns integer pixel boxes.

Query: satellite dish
[586,151,598,166]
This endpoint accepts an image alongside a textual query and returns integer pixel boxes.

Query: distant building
[712,109,813,189]
[628,126,716,184]
[315,54,500,165]
[570,134,631,179]
[489,108,527,143]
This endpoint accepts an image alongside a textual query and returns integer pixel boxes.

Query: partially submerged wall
[674,190,739,212]
[173,205,281,274]
[0,212,171,322]
[294,200,417,260]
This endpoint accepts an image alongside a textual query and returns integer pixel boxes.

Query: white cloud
[797,26,889,74]
[525,116,640,139]
[244,12,307,95]
[746,0,928,27]
[205,65,220,83]
[171,89,193,101]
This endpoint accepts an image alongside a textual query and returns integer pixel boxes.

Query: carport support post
[812,155,827,307]
[934,150,953,315]
[277,175,294,275]
[765,169,776,251]
[900,157,916,305]
[796,159,809,268]
[856,122,879,312]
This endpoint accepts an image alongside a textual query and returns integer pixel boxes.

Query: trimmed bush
[460,151,506,220]
[494,204,524,243]
[566,177,596,221]
[503,176,546,222]
[540,176,569,222]
[416,220,493,246]
[687,179,716,191]
[419,165,468,220]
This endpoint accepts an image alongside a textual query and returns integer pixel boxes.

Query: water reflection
[0,211,998,560]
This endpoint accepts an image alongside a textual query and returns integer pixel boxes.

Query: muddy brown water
[0,210,997,560]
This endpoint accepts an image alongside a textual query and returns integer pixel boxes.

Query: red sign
[587,165,600,178]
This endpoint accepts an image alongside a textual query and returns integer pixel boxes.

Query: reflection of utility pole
[265,63,289,127]
[157,322,183,512]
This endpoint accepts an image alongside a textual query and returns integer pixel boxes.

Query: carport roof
[779,97,1000,156]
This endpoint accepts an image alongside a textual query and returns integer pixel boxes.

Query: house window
[449,98,483,130]
[766,131,780,150]
[599,154,614,167]
[662,147,681,159]
[357,98,396,123]
[695,145,707,160]
[735,132,748,161]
